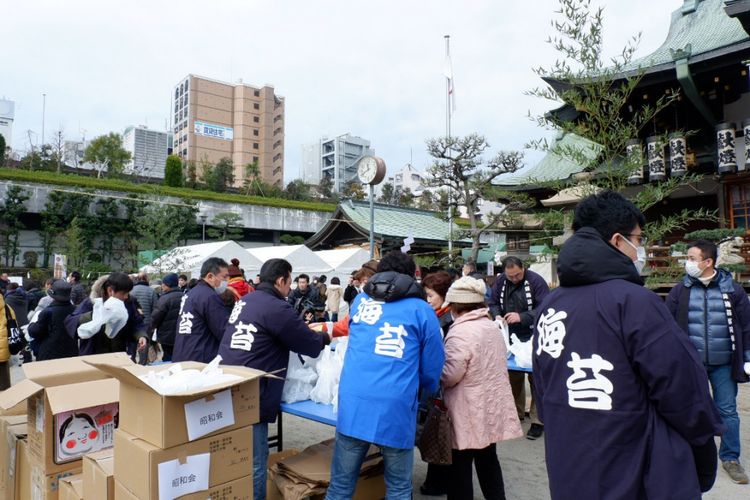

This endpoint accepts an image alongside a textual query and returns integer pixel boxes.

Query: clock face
[358,157,378,184]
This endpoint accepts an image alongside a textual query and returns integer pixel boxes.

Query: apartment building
[172,74,285,187]
[122,125,171,179]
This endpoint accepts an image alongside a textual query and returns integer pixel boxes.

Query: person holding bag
[441,277,522,500]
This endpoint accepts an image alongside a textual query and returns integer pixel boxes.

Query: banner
[194,121,234,141]
[53,254,67,280]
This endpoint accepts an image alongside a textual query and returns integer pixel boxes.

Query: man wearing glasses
[667,239,750,485]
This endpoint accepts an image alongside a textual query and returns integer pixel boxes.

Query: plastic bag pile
[282,338,348,412]
[138,355,242,395]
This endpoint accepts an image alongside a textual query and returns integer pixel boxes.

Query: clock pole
[369,184,375,259]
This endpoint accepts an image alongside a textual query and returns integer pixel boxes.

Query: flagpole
[444,35,454,266]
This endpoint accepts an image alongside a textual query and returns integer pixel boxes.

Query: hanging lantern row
[626,134,688,185]
[715,121,750,174]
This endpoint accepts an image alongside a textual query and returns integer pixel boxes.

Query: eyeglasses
[622,233,648,246]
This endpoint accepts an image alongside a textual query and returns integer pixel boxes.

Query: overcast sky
[4,0,683,183]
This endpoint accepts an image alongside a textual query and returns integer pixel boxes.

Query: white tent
[315,247,370,278]
[247,245,332,276]
[141,241,263,278]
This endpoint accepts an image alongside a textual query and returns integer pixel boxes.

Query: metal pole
[369,184,375,259]
[42,93,46,146]
[444,35,454,265]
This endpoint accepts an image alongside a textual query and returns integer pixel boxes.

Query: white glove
[744,362,750,376]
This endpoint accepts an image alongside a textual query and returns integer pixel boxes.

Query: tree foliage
[285,179,312,201]
[202,157,235,192]
[425,134,528,262]
[0,134,5,167]
[207,212,243,240]
[343,181,366,201]
[83,133,131,178]
[526,0,712,249]
[0,186,30,266]
[164,155,184,187]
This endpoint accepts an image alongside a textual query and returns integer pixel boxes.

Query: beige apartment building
[172,74,285,188]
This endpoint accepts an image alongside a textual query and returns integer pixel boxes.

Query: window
[253,156,259,162]
[253,143,259,149]
[254,90,260,97]
[184,79,188,91]
[253,103,260,110]
[729,184,750,229]
[506,234,530,252]
[174,88,179,99]
[253,116,260,123]
[253,129,259,136]
[182,148,187,156]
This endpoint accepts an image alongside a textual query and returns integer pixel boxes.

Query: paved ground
[10,364,750,499]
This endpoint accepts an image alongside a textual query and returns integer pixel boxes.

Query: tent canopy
[315,247,371,275]
[141,241,262,279]
[247,245,333,276]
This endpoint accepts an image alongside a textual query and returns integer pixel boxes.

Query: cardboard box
[3,378,119,475]
[29,460,81,500]
[17,440,30,500]
[0,353,131,476]
[270,441,386,500]
[114,475,253,500]
[0,415,27,499]
[114,426,252,500]
[58,473,83,500]
[87,359,263,448]
[82,449,114,500]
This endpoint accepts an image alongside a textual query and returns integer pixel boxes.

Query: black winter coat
[150,289,184,346]
[28,300,76,360]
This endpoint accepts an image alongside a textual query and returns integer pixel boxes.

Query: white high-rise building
[386,163,424,195]
[0,99,14,149]
[300,134,374,192]
[123,126,171,179]
[63,140,92,169]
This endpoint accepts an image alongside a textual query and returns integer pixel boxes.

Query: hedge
[0,167,337,212]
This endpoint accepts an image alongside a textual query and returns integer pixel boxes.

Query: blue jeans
[253,423,269,500]
[706,364,740,461]
[326,432,413,500]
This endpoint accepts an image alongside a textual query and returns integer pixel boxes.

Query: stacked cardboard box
[82,449,114,500]
[0,353,131,500]
[87,359,265,499]
[0,415,27,499]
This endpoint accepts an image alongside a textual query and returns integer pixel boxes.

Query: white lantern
[669,133,687,177]
[716,122,737,174]
[646,136,666,182]
[626,139,644,185]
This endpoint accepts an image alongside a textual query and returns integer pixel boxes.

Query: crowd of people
[0,190,747,499]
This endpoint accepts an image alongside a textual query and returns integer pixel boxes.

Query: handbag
[417,389,453,465]
[6,305,26,355]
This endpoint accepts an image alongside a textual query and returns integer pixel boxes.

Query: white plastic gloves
[744,362,750,376]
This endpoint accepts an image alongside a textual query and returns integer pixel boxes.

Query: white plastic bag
[310,337,348,408]
[77,297,129,340]
[281,353,319,403]
[508,333,533,369]
[495,318,511,355]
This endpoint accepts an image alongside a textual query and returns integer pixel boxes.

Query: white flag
[443,54,456,112]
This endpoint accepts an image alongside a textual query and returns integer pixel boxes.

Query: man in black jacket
[28,280,76,360]
[150,273,183,361]
[219,259,330,500]
[489,256,550,439]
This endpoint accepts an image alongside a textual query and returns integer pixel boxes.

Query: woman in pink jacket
[442,276,523,499]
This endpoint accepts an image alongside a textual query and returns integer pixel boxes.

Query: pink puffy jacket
[441,307,523,450]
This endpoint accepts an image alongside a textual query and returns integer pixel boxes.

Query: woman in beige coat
[442,276,523,500]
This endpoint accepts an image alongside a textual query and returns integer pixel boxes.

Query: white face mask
[620,235,647,275]
[685,260,704,278]
[215,280,228,294]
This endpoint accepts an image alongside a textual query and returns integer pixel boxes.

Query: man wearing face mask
[172,257,230,363]
[667,239,750,485]
[532,191,724,499]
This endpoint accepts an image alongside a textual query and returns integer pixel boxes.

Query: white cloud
[4,0,682,181]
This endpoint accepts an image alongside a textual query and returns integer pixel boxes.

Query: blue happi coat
[533,228,725,500]
[337,272,445,449]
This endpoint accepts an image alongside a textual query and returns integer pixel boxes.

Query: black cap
[48,280,72,302]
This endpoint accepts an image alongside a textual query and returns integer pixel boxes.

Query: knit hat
[162,273,179,288]
[228,258,243,278]
[445,276,486,304]
[48,280,72,302]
